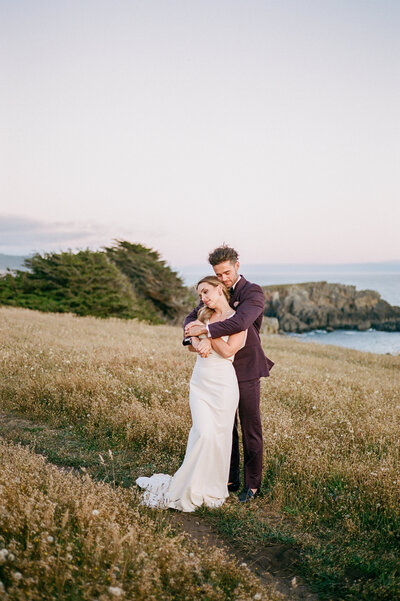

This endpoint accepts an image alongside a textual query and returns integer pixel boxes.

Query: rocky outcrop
[261,317,279,335]
[262,282,400,333]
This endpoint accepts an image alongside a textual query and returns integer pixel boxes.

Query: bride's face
[197,282,222,309]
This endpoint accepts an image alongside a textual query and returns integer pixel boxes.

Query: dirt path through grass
[0,410,318,601]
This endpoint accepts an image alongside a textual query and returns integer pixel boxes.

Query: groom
[184,244,274,502]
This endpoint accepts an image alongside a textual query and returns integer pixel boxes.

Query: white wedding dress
[136,325,243,512]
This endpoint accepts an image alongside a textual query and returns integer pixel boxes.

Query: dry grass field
[1,306,400,600]
[0,439,279,601]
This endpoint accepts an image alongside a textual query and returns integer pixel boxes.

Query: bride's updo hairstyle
[196,276,230,323]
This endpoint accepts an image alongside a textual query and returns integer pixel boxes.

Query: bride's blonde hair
[196,276,230,323]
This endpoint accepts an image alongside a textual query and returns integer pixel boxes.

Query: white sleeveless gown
[136,330,241,512]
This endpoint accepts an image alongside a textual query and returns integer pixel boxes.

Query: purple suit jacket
[184,276,274,382]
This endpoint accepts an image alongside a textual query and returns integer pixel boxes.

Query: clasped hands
[185,320,211,358]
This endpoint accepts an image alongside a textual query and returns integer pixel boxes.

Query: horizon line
[1,252,400,268]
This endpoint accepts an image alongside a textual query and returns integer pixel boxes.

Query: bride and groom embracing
[136,244,274,511]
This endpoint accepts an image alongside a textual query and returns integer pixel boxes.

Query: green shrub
[105,240,195,323]
[0,243,195,323]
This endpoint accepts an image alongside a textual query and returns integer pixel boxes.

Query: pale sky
[1,0,399,266]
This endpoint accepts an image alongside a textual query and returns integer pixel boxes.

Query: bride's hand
[185,320,207,337]
[197,338,211,358]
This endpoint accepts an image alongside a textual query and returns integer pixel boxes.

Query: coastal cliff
[262,281,400,333]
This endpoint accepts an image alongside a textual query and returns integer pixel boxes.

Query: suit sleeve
[183,302,203,329]
[208,285,264,338]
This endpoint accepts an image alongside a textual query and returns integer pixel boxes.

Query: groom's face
[213,260,240,289]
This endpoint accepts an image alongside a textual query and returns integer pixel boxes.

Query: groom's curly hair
[208,244,239,266]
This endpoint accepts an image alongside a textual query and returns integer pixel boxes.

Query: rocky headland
[262,281,400,333]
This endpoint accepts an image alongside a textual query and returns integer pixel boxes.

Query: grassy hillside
[1,307,400,599]
[0,438,279,601]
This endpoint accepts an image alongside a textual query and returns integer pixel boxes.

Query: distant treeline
[0,241,195,324]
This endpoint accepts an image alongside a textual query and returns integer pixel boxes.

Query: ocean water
[287,329,400,355]
[177,264,400,355]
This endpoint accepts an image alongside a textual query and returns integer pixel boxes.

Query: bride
[136,276,247,512]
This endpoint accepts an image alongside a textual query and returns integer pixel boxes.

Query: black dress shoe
[227,481,240,492]
[238,488,258,503]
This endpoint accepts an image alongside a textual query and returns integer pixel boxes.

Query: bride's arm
[211,330,246,358]
[187,336,200,353]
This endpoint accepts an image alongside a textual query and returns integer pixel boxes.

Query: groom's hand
[185,320,207,337]
[197,339,211,358]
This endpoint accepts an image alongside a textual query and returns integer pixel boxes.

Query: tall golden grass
[0,439,277,600]
[1,306,400,598]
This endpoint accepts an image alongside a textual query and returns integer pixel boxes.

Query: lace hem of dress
[136,474,172,508]
[136,474,227,513]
